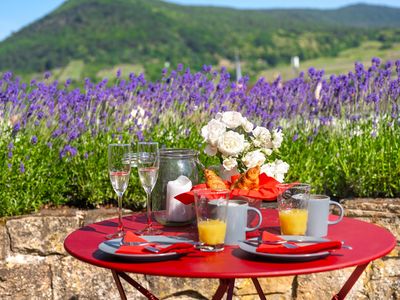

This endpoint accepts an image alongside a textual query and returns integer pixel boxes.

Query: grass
[16,41,400,83]
[96,64,145,79]
[258,41,400,81]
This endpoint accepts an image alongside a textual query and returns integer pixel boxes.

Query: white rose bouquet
[201,111,289,182]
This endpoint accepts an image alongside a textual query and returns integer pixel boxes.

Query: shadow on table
[231,248,293,264]
[92,249,191,263]
[79,225,108,235]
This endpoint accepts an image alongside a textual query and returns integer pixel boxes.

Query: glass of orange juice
[277,183,311,235]
[194,189,229,252]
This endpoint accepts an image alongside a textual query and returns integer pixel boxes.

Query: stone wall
[0,199,398,300]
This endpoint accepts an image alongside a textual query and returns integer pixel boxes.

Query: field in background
[260,41,400,81]
[21,41,400,84]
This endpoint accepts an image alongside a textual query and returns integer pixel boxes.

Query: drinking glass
[194,189,229,252]
[107,144,131,239]
[129,141,139,168]
[136,141,161,235]
[277,183,310,235]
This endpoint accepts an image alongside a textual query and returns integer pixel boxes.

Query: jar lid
[159,148,198,158]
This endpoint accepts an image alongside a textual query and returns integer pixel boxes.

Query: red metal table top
[64,209,396,279]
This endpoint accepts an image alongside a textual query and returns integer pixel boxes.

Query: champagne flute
[136,141,161,235]
[129,141,139,168]
[107,143,131,239]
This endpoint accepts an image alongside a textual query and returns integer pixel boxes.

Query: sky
[0,0,400,41]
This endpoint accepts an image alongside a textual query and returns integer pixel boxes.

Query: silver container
[152,149,199,226]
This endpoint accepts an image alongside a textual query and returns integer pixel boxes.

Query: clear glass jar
[152,149,199,226]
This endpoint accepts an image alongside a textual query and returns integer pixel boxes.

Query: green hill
[0,0,400,81]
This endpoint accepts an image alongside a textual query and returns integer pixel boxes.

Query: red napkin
[155,243,195,254]
[115,231,153,254]
[256,231,342,254]
[115,231,196,255]
[175,173,281,204]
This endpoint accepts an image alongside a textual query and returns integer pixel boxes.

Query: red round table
[64,209,396,300]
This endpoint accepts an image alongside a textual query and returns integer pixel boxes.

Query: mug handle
[245,207,263,232]
[328,201,344,225]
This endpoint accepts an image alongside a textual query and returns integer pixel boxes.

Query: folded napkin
[115,231,195,255]
[256,231,342,254]
[115,231,152,254]
[175,173,281,204]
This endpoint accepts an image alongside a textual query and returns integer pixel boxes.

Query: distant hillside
[0,0,400,81]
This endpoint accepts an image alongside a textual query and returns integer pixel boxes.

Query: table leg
[226,279,235,300]
[331,262,369,300]
[212,279,231,300]
[251,278,267,300]
[111,270,127,300]
[111,270,159,300]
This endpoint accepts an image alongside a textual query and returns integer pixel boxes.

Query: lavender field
[1,58,399,217]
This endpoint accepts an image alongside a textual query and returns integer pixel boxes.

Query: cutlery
[144,246,161,253]
[121,240,200,246]
[240,240,352,250]
[120,241,151,246]
[240,240,298,249]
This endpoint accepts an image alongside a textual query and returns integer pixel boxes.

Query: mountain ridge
[0,0,399,80]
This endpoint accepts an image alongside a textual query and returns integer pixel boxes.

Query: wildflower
[19,162,25,173]
[31,136,38,144]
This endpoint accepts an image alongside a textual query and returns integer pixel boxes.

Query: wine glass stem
[146,191,152,228]
[117,194,124,233]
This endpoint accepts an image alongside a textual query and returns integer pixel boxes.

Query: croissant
[234,165,260,190]
[204,169,228,190]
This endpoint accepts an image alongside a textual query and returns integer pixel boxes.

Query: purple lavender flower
[44,71,51,79]
[177,64,183,72]
[19,162,25,173]
[13,122,21,132]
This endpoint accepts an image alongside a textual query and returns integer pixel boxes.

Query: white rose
[272,129,284,150]
[274,173,285,183]
[263,148,273,156]
[217,131,245,157]
[220,111,244,129]
[260,159,289,183]
[202,119,226,146]
[222,157,238,171]
[274,159,290,174]
[243,141,251,152]
[242,150,266,169]
[260,162,275,178]
[204,144,218,156]
[242,117,254,133]
[252,126,273,149]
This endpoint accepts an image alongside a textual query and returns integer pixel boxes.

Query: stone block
[0,222,8,261]
[234,276,294,299]
[366,277,400,300]
[7,216,80,255]
[146,275,219,299]
[296,267,367,300]
[371,257,400,280]
[83,207,133,226]
[50,255,144,300]
[0,261,52,299]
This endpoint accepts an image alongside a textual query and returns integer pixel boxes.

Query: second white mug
[306,194,344,237]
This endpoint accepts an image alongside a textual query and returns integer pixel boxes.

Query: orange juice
[279,209,308,235]
[198,219,227,245]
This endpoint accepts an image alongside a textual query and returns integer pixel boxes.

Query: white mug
[209,199,262,245]
[224,200,262,245]
[306,194,344,237]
